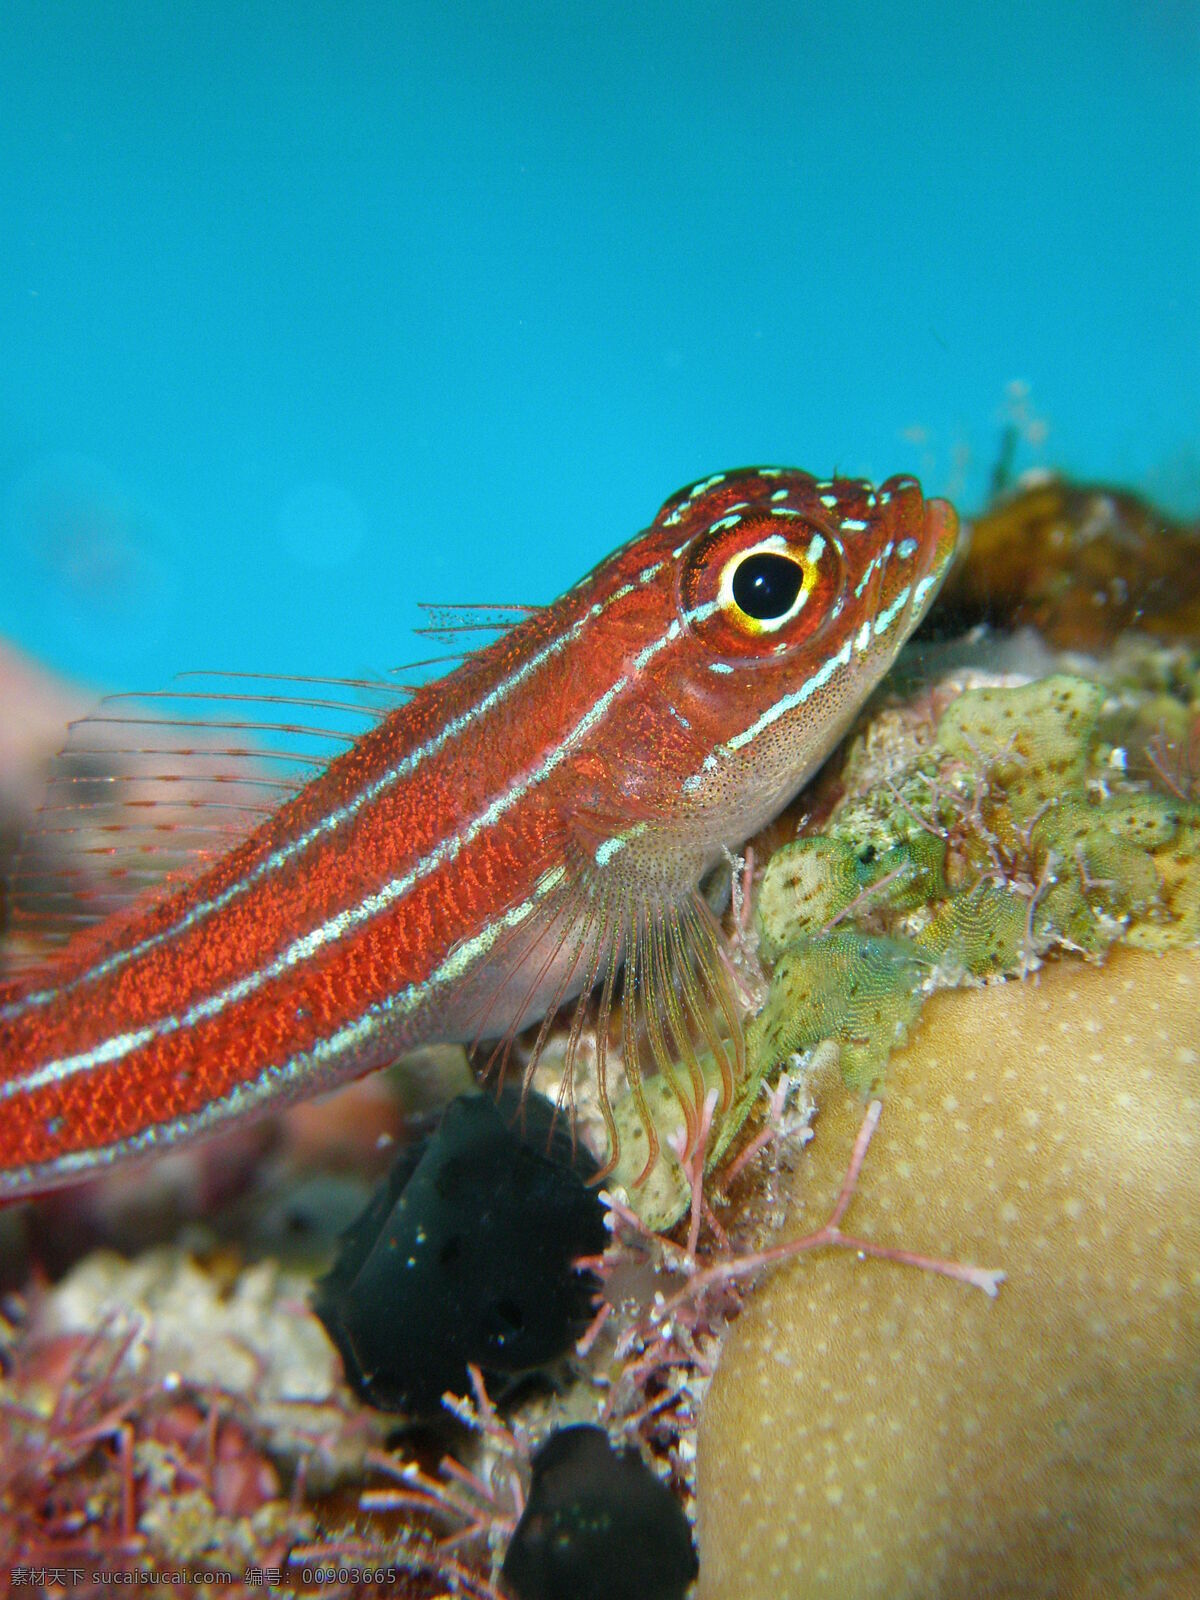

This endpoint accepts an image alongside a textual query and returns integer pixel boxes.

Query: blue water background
[1,1,1198,692]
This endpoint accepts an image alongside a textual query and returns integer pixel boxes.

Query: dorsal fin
[1,604,541,971]
[412,601,540,642]
[384,603,541,688]
[4,669,406,968]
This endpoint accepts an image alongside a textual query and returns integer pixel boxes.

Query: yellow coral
[698,946,1200,1600]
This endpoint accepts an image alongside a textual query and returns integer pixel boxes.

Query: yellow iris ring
[717,534,817,636]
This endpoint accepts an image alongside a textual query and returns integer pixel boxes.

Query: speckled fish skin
[0,468,958,1197]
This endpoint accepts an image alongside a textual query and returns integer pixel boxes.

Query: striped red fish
[0,468,957,1199]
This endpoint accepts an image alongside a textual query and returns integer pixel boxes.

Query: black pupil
[731,552,804,621]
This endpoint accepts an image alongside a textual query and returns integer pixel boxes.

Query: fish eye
[681,520,842,658]
[727,550,807,628]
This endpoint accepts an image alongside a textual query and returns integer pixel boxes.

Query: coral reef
[743,655,1200,1114]
[696,944,1200,1599]
[27,1247,386,1491]
[0,1251,382,1591]
[685,487,1200,1596]
[2,476,1198,1597]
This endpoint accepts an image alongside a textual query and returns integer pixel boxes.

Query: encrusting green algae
[757,657,1200,1049]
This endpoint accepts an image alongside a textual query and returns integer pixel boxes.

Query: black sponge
[314,1088,606,1418]
[502,1424,698,1600]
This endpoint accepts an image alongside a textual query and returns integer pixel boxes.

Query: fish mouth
[861,489,960,651]
[902,495,960,636]
[923,497,961,590]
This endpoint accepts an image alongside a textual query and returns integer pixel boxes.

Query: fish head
[649,466,959,854]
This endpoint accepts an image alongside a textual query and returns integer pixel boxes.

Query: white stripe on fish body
[2,550,685,1022]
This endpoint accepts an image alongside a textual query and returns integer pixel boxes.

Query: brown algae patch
[937,474,1200,652]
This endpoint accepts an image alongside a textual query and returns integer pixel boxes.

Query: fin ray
[454,859,748,1186]
[4,667,400,961]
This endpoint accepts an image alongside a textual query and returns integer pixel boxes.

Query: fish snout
[923,496,961,585]
[868,481,960,643]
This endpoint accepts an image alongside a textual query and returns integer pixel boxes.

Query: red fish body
[0,468,957,1197]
